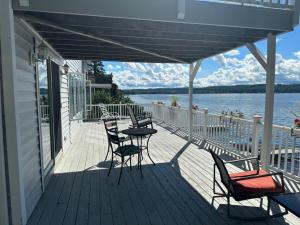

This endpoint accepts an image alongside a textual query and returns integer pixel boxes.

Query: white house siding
[65,60,84,145]
[8,19,84,223]
[14,20,42,220]
[61,60,84,153]
[61,73,71,151]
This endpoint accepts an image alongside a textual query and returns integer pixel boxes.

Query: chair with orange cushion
[209,149,285,220]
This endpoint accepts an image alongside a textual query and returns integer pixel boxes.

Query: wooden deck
[27,121,300,225]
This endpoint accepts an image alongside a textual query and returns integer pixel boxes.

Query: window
[69,72,85,120]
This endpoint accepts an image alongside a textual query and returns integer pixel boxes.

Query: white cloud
[111,52,300,89]
[294,51,300,59]
[194,53,300,87]
[225,49,240,57]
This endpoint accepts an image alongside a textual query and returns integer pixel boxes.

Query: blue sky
[104,22,300,90]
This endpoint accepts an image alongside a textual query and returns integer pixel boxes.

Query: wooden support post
[188,64,194,141]
[261,33,276,171]
[188,60,202,141]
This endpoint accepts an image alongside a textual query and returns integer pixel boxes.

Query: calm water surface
[129,93,300,126]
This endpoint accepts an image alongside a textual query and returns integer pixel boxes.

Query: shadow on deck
[27,121,300,225]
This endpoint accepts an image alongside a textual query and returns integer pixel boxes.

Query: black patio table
[122,127,157,165]
[269,192,300,218]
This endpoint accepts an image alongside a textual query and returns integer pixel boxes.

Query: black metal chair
[209,149,285,220]
[104,118,143,184]
[103,117,131,160]
[127,105,153,128]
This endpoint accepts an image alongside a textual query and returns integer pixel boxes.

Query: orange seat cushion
[229,170,282,194]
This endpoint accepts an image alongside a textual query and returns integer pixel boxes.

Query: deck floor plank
[27,121,300,225]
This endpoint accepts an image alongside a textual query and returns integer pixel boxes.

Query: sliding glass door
[38,61,53,171]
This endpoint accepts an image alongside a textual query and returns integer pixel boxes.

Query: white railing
[40,105,49,120]
[152,103,300,180]
[85,103,153,120]
[87,103,300,180]
[197,0,298,10]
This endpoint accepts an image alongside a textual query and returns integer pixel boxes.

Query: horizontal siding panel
[25,181,42,219]
[15,20,43,222]
[19,129,39,149]
[16,57,35,74]
[17,109,38,120]
[16,69,36,83]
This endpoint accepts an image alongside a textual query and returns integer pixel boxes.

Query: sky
[104,21,300,90]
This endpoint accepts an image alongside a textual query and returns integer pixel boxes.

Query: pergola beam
[27,14,280,39]
[246,43,268,71]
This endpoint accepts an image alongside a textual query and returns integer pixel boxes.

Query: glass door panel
[38,61,53,170]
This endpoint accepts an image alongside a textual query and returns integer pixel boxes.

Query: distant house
[86,72,118,96]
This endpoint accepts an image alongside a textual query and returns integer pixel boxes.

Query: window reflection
[69,73,85,120]
[38,61,52,170]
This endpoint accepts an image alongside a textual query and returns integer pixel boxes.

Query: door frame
[0,42,10,225]
[48,60,62,156]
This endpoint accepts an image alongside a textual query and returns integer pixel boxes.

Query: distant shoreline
[123,84,300,95]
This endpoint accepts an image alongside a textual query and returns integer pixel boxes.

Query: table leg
[146,134,155,165]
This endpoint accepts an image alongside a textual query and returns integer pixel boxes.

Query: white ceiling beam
[191,59,202,81]
[246,43,268,71]
[21,15,187,64]
[177,0,186,19]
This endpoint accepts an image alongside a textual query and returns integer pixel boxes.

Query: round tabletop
[121,127,157,136]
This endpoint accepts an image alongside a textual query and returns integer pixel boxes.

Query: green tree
[92,89,133,104]
[92,90,112,104]
[88,61,105,76]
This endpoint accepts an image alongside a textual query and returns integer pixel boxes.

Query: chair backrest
[99,104,110,117]
[209,149,232,191]
[127,105,138,127]
[103,118,120,145]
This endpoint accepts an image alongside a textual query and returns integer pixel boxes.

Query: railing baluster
[277,129,283,169]
[284,132,289,172]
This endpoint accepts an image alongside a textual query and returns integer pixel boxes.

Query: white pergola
[12,0,300,169]
[1,1,299,224]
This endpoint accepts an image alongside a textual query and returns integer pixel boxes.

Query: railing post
[261,33,276,171]
[118,102,121,118]
[252,115,262,158]
[203,108,208,140]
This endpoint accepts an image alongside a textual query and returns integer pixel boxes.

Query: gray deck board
[27,121,300,225]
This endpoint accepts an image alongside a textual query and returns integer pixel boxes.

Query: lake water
[129,93,300,126]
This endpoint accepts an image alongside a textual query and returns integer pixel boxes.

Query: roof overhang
[13,0,300,63]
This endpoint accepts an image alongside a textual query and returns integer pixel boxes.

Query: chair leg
[105,144,110,161]
[139,152,143,178]
[227,195,273,221]
[213,164,216,194]
[130,156,132,171]
[227,195,231,217]
[118,157,124,185]
[107,152,113,176]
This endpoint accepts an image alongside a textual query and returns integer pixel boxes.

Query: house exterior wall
[14,19,43,220]
[61,60,84,152]
[1,12,84,224]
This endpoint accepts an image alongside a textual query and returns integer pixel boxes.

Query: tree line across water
[123,84,300,95]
